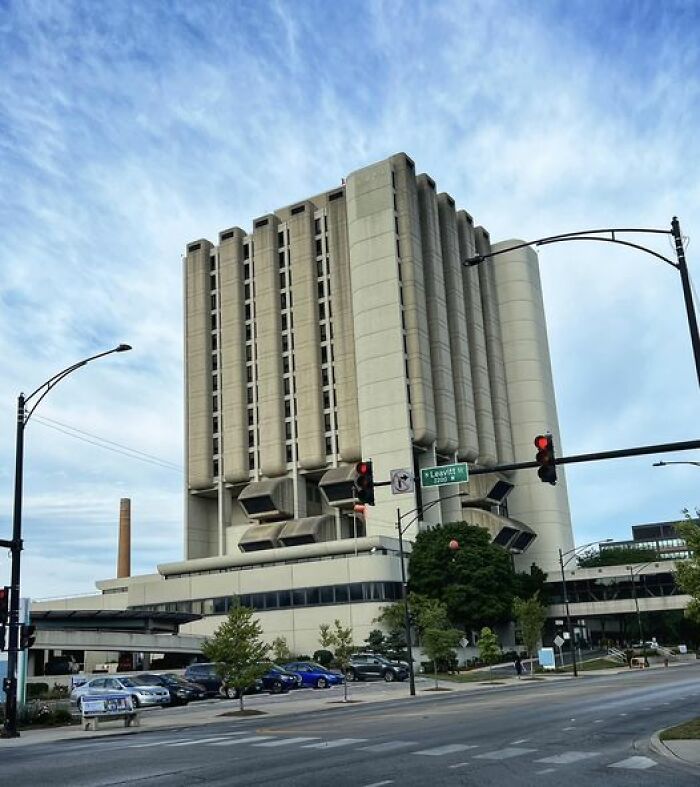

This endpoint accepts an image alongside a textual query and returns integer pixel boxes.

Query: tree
[416,597,460,689]
[318,623,334,649]
[478,627,501,683]
[364,629,387,653]
[577,546,660,567]
[270,636,291,664]
[408,522,515,630]
[201,604,269,711]
[513,593,547,674]
[514,564,548,603]
[676,509,700,625]
[326,620,355,703]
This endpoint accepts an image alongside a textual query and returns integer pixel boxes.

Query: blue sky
[1,0,699,599]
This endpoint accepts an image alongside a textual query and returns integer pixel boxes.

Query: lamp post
[1,344,131,738]
[626,562,655,648]
[465,218,700,390]
[652,460,700,468]
[558,539,613,677]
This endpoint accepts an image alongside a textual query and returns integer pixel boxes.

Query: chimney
[117,498,131,578]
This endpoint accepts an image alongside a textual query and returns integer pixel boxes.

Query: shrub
[313,649,333,668]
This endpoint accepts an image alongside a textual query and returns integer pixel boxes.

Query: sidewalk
[650,731,700,768]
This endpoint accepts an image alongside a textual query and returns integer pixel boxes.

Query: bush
[313,649,333,668]
[26,683,50,699]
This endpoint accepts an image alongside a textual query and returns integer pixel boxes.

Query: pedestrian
[514,654,523,678]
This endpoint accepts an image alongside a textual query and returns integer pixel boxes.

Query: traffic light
[19,624,36,651]
[354,460,375,506]
[0,586,9,625]
[534,434,557,485]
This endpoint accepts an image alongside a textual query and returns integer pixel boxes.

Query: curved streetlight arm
[560,538,614,568]
[24,345,132,423]
[653,460,700,467]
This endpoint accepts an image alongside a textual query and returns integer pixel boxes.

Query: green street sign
[420,463,469,488]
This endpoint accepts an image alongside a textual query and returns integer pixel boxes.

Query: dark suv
[345,654,408,682]
[184,663,223,697]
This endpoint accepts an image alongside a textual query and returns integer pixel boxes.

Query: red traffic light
[354,460,375,505]
[356,462,370,475]
[534,435,550,450]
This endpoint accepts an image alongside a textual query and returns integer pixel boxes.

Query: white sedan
[71,676,170,709]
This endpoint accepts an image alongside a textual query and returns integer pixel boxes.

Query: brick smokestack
[117,498,131,579]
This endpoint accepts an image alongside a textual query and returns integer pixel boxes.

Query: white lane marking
[510,738,529,745]
[210,735,274,746]
[536,751,601,764]
[448,763,470,769]
[169,736,240,746]
[413,744,476,756]
[643,707,652,710]
[302,738,367,749]
[536,769,557,775]
[475,747,536,760]
[253,736,319,747]
[563,726,576,731]
[129,739,195,748]
[662,702,671,706]
[619,713,628,716]
[594,719,604,724]
[609,756,657,770]
[360,741,417,752]
[362,782,394,787]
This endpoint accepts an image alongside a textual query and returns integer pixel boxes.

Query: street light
[1,344,131,739]
[652,460,700,468]
[626,562,656,648]
[558,539,614,677]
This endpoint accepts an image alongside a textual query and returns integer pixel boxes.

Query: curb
[649,729,700,769]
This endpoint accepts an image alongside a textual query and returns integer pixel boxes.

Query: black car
[135,673,205,705]
[345,654,408,682]
[184,663,224,697]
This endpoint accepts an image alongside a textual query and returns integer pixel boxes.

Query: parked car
[282,661,344,689]
[135,673,205,705]
[264,665,303,690]
[70,676,170,709]
[184,663,224,697]
[220,664,298,699]
[345,654,408,682]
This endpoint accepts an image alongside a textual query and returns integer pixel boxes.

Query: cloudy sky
[1,0,699,600]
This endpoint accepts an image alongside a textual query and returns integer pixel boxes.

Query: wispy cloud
[1,0,699,596]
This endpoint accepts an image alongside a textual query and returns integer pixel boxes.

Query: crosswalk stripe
[210,736,274,746]
[609,756,657,770]
[536,752,600,764]
[360,741,417,752]
[302,738,367,749]
[474,747,536,760]
[253,736,319,747]
[413,744,477,756]
[169,736,240,746]
[129,739,194,748]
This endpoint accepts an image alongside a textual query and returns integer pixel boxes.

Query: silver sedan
[71,676,170,709]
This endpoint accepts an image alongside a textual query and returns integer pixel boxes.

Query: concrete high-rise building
[33,153,574,654]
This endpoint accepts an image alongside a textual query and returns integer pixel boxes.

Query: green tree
[478,627,501,683]
[364,629,387,653]
[318,623,334,649]
[577,546,660,567]
[327,620,355,703]
[514,564,548,603]
[201,604,269,711]
[417,597,460,689]
[676,510,700,625]
[270,635,291,664]
[408,522,514,630]
[513,593,547,674]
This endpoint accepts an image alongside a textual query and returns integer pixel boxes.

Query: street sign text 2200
[420,463,469,488]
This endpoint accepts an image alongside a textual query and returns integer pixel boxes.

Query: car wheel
[383,670,396,682]
[316,677,328,689]
[270,680,283,695]
[345,669,356,682]
[131,695,141,708]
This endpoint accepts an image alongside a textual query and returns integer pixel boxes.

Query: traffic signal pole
[671,217,700,390]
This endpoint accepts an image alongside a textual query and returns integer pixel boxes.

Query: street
[2,665,698,785]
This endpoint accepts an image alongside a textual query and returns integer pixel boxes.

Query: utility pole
[671,216,700,389]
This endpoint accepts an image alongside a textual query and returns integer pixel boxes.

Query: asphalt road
[3,666,699,786]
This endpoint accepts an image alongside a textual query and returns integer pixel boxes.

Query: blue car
[282,661,344,689]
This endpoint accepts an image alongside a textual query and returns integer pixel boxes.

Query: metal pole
[397,508,416,697]
[671,216,700,389]
[558,548,578,677]
[629,567,644,647]
[2,395,25,738]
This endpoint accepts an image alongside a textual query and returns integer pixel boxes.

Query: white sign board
[390,468,414,495]
[553,635,565,649]
[81,693,133,716]
[538,647,556,671]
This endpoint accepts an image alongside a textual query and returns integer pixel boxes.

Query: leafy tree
[318,623,334,649]
[326,620,355,703]
[270,636,291,664]
[478,627,501,683]
[577,546,660,567]
[513,593,547,673]
[417,597,460,689]
[312,649,334,668]
[408,522,514,630]
[676,509,700,625]
[514,564,548,603]
[364,629,387,653]
[201,604,269,711]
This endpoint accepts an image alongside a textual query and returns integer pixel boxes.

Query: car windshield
[119,678,137,687]
[308,663,327,671]
[267,666,283,673]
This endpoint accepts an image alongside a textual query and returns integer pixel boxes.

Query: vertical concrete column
[327,191,361,462]
[185,239,214,489]
[491,240,574,571]
[456,213,497,466]
[219,228,249,483]
[416,175,458,456]
[475,227,515,467]
[390,153,436,448]
[288,203,326,469]
[253,215,287,477]
[437,194,479,462]
[346,157,414,537]
[117,498,131,579]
